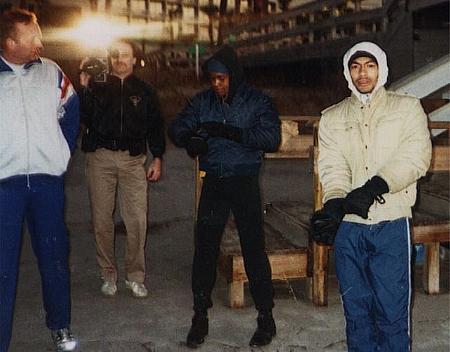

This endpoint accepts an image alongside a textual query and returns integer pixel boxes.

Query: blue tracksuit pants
[0,175,71,352]
[334,218,411,352]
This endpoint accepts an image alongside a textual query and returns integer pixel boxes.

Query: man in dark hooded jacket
[169,45,281,348]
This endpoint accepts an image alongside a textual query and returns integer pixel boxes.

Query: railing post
[311,122,329,306]
[308,12,315,44]
[161,0,167,21]
[234,0,241,14]
[126,0,131,23]
[194,0,199,36]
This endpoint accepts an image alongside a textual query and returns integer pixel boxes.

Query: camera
[80,57,108,82]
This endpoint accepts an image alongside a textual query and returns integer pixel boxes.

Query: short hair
[108,38,137,58]
[0,9,37,49]
[348,51,378,68]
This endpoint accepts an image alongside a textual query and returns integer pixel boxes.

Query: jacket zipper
[18,75,31,188]
[217,95,227,176]
[120,79,124,139]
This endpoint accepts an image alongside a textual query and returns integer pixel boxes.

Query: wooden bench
[217,218,309,308]
[194,116,318,308]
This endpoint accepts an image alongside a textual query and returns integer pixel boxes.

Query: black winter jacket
[80,74,165,157]
[168,46,281,177]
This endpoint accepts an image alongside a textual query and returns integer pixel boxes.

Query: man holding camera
[79,39,165,298]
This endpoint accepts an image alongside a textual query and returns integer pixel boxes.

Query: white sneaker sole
[125,280,148,298]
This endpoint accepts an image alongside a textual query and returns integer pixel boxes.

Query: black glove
[310,198,346,245]
[200,122,243,143]
[343,176,389,219]
[186,135,208,158]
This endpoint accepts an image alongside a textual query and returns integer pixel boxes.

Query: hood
[202,45,245,101]
[343,42,388,104]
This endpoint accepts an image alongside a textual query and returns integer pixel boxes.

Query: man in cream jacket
[311,42,431,351]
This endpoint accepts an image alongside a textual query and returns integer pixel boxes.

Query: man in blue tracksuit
[0,9,79,352]
[311,42,431,351]
[169,45,281,348]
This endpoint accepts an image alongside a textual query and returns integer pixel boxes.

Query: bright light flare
[65,16,140,50]
[45,15,170,53]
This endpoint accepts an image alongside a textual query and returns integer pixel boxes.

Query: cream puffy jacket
[318,87,432,224]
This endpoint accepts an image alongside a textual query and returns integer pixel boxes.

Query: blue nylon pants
[334,218,411,352]
[0,175,71,352]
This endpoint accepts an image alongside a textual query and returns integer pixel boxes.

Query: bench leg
[312,242,329,306]
[228,281,245,308]
[423,242,440,294]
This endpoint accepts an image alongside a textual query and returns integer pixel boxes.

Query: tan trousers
[86,148,148,283]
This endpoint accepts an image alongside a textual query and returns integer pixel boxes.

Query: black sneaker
[249,312,276,347]
[51,328,78,351]
[186,313,208,349]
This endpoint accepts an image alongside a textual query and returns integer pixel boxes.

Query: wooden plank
[312,146,323,211]
[221,250,308,283]
[412,227,450,243]
[279,115,320,122]
[412,210,450,243]
[266,118,317,158]
[312,242,330,306]
[423,242,440,294]
[231,255,246,282]
[265,150,311,158]
[229,280,245,308]
[266,135,313,158]
[269,251,308,280]
[430,145,450,172]
[429,121,450,130]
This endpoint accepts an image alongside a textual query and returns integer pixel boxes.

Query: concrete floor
[8,145,450,351]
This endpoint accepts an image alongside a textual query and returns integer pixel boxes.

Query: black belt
[99,139,129,151]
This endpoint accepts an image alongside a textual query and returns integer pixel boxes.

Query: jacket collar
[210,82,247,107]
[350,86,386,107]
[108,73,136,83]
[0,56,42,72]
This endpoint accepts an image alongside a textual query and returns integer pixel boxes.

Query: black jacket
[80,74,165,157]
[169,45,281,177]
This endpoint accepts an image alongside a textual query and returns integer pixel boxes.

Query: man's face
[109,41,135,78]
[349,57,379,94]
[5,21,43,64]
[210,72,230,98]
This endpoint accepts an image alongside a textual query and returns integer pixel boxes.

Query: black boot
[186,312,208,349]
[249,311,276,347]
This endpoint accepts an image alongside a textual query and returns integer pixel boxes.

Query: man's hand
[147,157,162,182]
[79,57,92,87]
[343,176,389,219]
[79,71,91,87]
[200,122,243,143]
[310,199,345,245]
[186,135,208,158]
